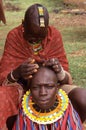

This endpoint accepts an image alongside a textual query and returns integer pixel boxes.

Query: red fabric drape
[0,86,19,128]
[0,25,68,85]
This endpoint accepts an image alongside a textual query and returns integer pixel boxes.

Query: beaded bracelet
[10,71,18,81]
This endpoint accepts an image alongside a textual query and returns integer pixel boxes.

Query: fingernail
[31,59,35,63]
[29,75,32,78]
[43,63,45,66]
[35,64,39,68]
[34,69,37,72]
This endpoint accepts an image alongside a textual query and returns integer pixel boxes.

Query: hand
[43,58,62,73]
[13,58,39,80]
[44,58,66,81]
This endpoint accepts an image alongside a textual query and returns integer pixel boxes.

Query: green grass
[60,27,86,87]
[5,0,63,11]
[0,0,86,87]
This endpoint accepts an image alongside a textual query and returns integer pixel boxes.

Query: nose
[39,86,47,95]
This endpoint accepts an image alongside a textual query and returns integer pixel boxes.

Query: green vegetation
[60,26,86,87]
[0,0,86,87]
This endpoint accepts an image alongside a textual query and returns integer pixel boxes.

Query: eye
[32,85,39,90]
[47,84,55,89]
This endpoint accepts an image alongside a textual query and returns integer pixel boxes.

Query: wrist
[56,67,66,81]
[7,70,19,82]
[10,71,18,81]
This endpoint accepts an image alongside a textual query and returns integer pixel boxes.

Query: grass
[60,26,86,87]
[0,0,86,87]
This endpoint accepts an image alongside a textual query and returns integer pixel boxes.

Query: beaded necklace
[33,99,58,113]
[31,42,42,55]
[22,89,69,125]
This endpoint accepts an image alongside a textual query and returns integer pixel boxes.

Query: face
[30,67,58,110]
[24,23,48,44]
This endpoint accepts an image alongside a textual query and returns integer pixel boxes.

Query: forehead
[27,4,48,26]
[31,68,57,85]
[29,24,47,38]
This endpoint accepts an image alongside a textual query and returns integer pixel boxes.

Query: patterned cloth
[13,102,83,130]
[0,25,68,128]
[0,86,19,128]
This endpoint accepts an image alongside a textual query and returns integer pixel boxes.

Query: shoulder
[7,25,23,39]
[48,26,62,36]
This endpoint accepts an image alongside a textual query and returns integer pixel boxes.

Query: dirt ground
[50,12,86,27]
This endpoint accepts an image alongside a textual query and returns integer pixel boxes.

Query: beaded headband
[38,6,45,27]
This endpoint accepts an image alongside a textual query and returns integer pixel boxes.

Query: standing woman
[0,0,6,24]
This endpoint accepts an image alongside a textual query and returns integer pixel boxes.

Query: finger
[44,58,58,66]
[30,59,35,64]
[53,65,59,69]
[23,68,38,79]
[21,63,39,69]
[21,68,38,78]
[50,58,59,65]
[27,58,35,64]
[53,65,61,72]
[24,75,33,79]
[43,60,53,66]
[21,64,39,73]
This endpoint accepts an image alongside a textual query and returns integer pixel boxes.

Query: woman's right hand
[12,58,39,80]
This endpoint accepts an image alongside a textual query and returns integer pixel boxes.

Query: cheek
[50,89,57,98]
[52,87,57,94]
[31,91,39,101]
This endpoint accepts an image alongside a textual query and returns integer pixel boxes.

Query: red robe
[0,25,68,128]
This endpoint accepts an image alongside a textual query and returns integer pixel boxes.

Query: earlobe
[22,19,24,24]
[56,82,60,88]
[56,87,59,93]
[22,26,24,33]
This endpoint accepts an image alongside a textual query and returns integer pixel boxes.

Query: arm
[68,87,86,122]
[59,70,72,85]
[6,58,39,90]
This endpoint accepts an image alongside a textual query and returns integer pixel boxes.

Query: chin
[38,103,52,110]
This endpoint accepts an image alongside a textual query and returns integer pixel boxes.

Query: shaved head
[23,4,49,42]
[23,4,49,28]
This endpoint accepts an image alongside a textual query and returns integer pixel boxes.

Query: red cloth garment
[0,86,19,128]
[13,102,83,130]
[0,25,68,128]
[0,25,68,84]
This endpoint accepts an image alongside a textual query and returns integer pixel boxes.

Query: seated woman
[11,65,83,130]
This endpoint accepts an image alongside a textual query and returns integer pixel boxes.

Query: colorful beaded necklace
[32,42,42,55]
[22,89,69,125]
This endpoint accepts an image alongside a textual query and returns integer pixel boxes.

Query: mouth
[39,99,49,104]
